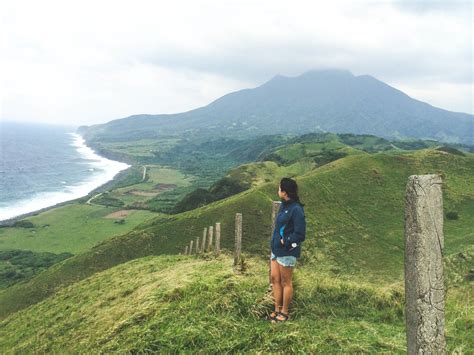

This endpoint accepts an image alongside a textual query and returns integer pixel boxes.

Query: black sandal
[273,311,289,322]
[267,310,279,321]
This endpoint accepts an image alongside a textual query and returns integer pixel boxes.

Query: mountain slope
[0,148,472,319]
[79,69,474,144]
[0,253,471,353]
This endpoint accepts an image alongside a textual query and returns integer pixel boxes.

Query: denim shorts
[271,251,297,268]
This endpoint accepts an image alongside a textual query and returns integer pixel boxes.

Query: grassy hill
[0,148,472,322]
[0,252,471,353]
[169,132,437,213]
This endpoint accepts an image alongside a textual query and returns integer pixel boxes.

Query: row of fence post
[181,213,244,268]
[183,222,222,255]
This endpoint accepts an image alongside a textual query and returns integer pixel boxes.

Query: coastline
[0,167,133,226]
[0,135,132,226]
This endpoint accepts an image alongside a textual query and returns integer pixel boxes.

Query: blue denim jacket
[271,199,306,258]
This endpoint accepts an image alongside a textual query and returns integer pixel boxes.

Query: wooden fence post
[195,236,200,255]
[234,213,242,267]
[215,222,221,254]
[189,240,194,255]
[184,245,188,255]
[202,227,207,253]
[208,225,214,252]
[271,201,281,230]
[404,174,445,354]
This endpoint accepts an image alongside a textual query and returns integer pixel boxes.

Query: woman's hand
[280,238,284,245]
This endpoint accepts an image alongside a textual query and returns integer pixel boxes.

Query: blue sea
[0,121,130,221]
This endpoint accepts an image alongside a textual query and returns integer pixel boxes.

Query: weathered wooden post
[202,227,207,253]
[215,222,221,254]
[234,213,242,267]
[189,240,194,255]
[404,174,445,354]
[208,226,214,252]
[269,201,282,284]
[195,236,200,255]
[184,245,188,255]
[271,201,281,229]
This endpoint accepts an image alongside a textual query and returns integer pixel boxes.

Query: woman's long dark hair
[280,177,304,206]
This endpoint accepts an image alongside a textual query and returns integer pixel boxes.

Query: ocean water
[0,121,130,221]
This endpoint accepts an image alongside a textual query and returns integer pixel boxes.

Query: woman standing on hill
[269,177,306,322]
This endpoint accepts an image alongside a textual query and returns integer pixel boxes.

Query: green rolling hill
[0,147,472,331]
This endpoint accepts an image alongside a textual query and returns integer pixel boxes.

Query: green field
[102,138,181,157]
[107,165,194,207]
[0,204,161,254]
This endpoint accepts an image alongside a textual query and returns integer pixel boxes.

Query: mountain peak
[263,69,355,89]
[267,69,355,83]
[297,68,354,78]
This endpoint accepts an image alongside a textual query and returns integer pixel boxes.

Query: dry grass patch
[104,210,136,219]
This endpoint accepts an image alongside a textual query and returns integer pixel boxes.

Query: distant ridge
[79,69,473,144]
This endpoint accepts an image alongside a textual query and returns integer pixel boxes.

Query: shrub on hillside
[93,193,125,207]
[172,188,214,213]
[12,220,35,228]
[446,211,459,220]
[173,177,250,213]
[313,150,348,166]
[260,152,288,165]
[0,250,73,289]
[209,177,250,198]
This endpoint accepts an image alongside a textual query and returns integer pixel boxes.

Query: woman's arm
[285,207,306,246]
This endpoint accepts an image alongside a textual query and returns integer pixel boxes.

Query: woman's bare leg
[278,264,294,316]
[270,259,282,313]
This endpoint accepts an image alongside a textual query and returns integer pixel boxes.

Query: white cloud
[1,0,472,126]
[394,81,473,114]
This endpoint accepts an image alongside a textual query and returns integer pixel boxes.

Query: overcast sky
[1,0,472,127]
